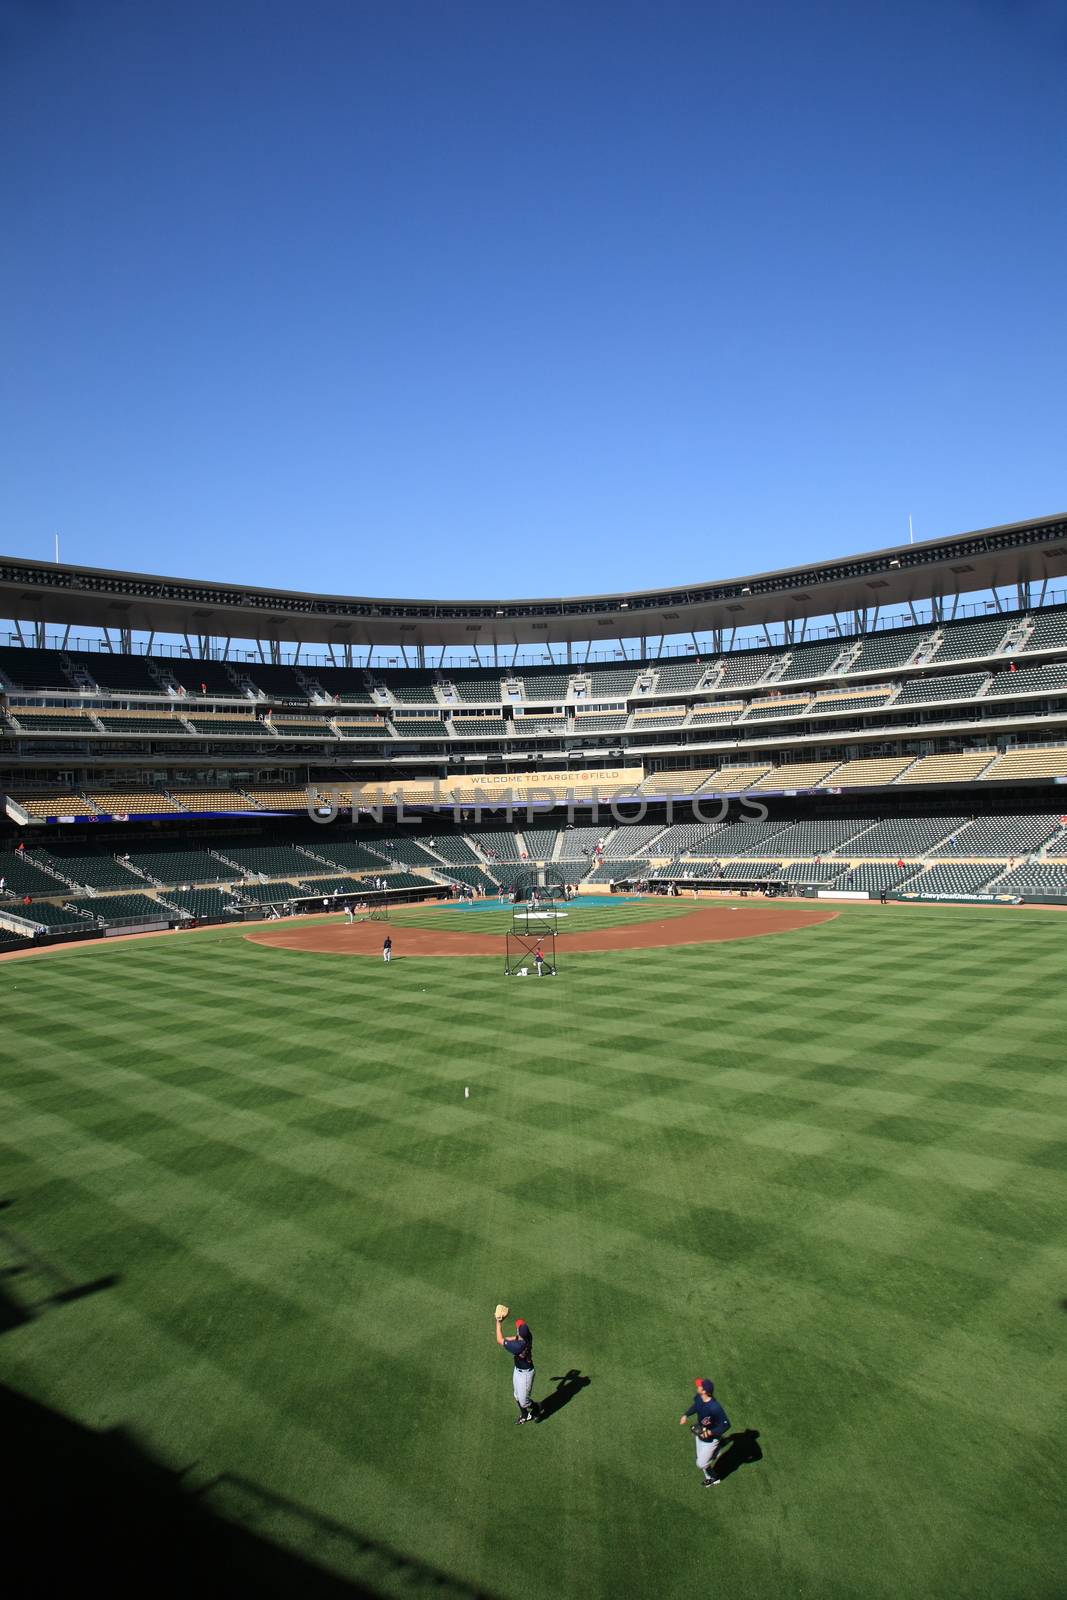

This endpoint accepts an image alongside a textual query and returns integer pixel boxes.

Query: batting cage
[504,869,566,976]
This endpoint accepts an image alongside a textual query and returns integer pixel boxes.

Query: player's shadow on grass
[713,1429,763,1481]
[536,1369,591,1423]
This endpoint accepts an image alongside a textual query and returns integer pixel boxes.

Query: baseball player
[382,935,392,962]
[494,1307,541,1424]
[680,1378,731,1486]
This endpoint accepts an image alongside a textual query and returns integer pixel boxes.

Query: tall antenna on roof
[908,514,915,546]
[54,533,60,563]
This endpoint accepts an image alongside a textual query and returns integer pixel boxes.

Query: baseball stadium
[2,516,1066,1598]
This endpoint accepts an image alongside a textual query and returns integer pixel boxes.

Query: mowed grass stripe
[1,903,1065,1598]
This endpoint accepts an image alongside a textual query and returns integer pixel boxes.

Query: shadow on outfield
[1,1383,498,1598]
[536,1369,592,1423]
[0,1202,121,1335]
[713,1429,763,1482]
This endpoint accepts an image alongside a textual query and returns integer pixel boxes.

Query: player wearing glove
[495,1307,541,1424]
[679,1378,731,1486]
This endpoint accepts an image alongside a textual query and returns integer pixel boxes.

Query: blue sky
[1,0,1065,601]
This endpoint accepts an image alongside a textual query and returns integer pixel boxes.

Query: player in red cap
[495,1313,541,1424]
[680,1378,731,1485]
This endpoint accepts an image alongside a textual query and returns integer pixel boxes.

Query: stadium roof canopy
[1,513,1065,653]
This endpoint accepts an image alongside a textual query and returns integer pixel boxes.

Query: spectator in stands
[0,876,5,893]
[22,894,31,905]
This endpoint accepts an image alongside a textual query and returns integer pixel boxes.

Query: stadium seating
[164,888,236,919]
[521,828,561,859]
[742,696,811,721]
[83,789,185,815]
[239,664,310,700]
[516,670,570,702]
[510,717,568,735]
[810,688,893,714]
[163,659,240,695]
[168,789,262,812]
[269,717,333,737]
[907,864,1000,895]
[300,838,393,871]
[312,667,376,703]
[580,665,642,697]
[66,651,163,693]
[451,717,508,736]
[601,823,665,857]
[832,863,918,892]
[651,821,724,856]
[895,752,998,784]
[995,862,1067,894]
[387,675,441,704]
[653,659,711,693]
[848,816,966,857]
[219,844,311,877]
[763,818,872,856]
[894,673,987,705]
[10,709,99,733]
[827,755,916,786]
[67,893,168,924]
[779,861,843,883]
[937,814,1062,855]
[986,663,1067,696]
[473,831,523,860]
[571,714,629,732]
[556,826,606,856]
[128,849,231,885]
[636,768,717,793]
[709,817,794,855]
[445,673,504,704]
[585,859,649,883]
[1024,607,1067,652]
[0,648,77,689]
[241,787,316,810]
[425,834,482,863]
[776,640,849,681]
[239,883,299,903]
[370,837,439,867]
[32,847,143,890]
[712,861,783,881]
[931,616,1013,662]
[392,718,449,738]
[4,789,99,819]
[297,877,374,897]
[631,706,687,727]
[749,760,841,790]
[437,865,498,894]
[0,852,68,894]
[979,747,1067,781]
[20,902,93,929]
[688,703,743,724]
[96,712,188,734]
[184,715,264,735]
[706,764,772,790]
[850,627,935,673]
[715,651,777,689]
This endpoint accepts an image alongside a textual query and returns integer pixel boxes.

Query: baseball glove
[494,1302,510,1321]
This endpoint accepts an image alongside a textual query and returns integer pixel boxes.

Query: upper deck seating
[776,640,849,681]
[571,714,629,732]
[810,688,893,714]
[850,627,936,673]
[516,671,570,702]
[268,717,332,737]
[451,716,508,736]
[0,648,75,689]
[445,673,504,704]
[653,658,711,693]
[1023,606,1067,652]
[687,703,743,724]
[312,667,376,703]
[510,716,567,735]
[931,616,1013,663]
[579,665,642,697]
[636,768,717,793]
[184,714,264,735]
[168,788,262,811]
[705,764,772,791]
[714,651,777,690]
[67,651,163,693]
[385,674,441,705]
[163,659,241,695]
[240,664,309,701]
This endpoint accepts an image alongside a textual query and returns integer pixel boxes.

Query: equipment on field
[504,869,563,976]
[495,1303,509,1321]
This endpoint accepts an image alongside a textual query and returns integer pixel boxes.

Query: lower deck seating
[164,888,236,918]
[906,864,1000,895]
[995,862,1067,893]
[66,893,167,923]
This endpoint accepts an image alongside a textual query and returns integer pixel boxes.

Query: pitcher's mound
[244,903,836,958]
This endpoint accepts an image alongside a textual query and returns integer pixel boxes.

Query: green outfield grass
[2,903,1065,1598]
